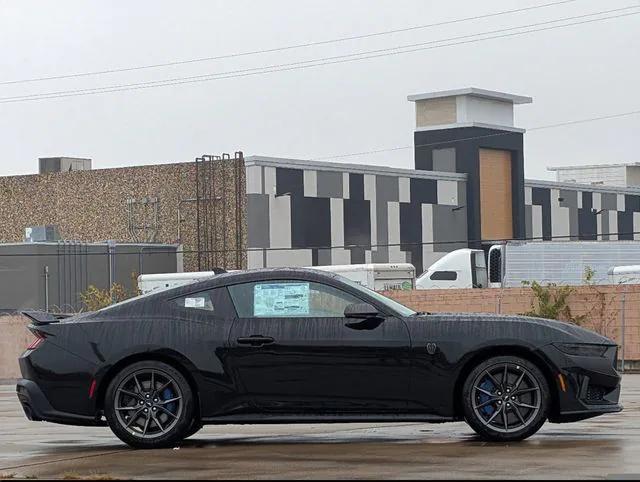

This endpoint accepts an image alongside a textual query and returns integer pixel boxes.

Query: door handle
[236,335,275,347]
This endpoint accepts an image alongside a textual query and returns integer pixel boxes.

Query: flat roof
[548,162,640,171]
[407,87,532,105]
[245,156,467,182]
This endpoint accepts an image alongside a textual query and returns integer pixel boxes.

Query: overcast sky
[1,0,638,180]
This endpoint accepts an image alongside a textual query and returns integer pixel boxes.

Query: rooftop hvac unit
[39,157,92,174]
[24,225,61,243]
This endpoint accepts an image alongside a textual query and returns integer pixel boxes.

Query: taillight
[26,332,45,350]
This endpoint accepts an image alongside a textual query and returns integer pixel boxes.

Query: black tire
[104,360,195,449]
[462,355,550,442]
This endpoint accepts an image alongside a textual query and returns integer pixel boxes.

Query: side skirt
[201,414,456,425]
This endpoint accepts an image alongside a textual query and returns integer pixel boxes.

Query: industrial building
[0,241,180,312]
[2,87,640,309]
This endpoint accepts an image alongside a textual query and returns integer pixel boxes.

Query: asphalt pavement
[1,376,639,479]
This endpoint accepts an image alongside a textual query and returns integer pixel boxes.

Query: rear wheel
[104,361,195,449]
[462,355,550,442]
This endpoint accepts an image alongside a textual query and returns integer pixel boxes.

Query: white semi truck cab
[416,249,488,289]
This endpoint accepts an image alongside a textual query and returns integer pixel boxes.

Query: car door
[226,278,411,414]
[168,286,244,416]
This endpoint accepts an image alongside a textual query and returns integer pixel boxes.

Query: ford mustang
[17,268,622,448]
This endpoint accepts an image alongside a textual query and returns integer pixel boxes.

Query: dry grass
[61,472,116,481]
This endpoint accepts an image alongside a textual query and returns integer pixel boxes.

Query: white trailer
[608,265,640,285]
[494,241,640,287]
[311,263,415,291]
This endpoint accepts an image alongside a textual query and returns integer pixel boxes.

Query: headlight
[554,343,609,357]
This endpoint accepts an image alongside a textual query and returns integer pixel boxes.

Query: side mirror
[344,302,381,319]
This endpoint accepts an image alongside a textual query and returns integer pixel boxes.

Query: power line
[2,231,640,257]
[2,7,638,104]
[0,0,580,86]
[311,110,640,161]
[2,6,634,102]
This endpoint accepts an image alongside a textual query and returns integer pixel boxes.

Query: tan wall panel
[415,98,457,128]
[479,149,513,240]
[0,316,30,380]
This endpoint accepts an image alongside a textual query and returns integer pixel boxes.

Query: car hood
[409,312,615,345]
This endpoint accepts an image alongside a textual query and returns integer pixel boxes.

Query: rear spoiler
[21,310,73,325]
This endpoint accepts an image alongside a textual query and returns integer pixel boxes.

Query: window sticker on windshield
[254,283,309,316]
[185,297,206,308]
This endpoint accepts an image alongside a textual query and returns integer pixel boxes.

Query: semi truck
[417,241,640,289]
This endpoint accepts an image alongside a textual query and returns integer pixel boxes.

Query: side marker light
[558,373,567,393]
[88,379,97,399]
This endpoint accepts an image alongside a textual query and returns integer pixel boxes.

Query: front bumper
[16,379,105,427]
[543,345,623,423]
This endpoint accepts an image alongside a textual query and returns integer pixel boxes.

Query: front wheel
[462,355,550,442]
[104,360,195,449]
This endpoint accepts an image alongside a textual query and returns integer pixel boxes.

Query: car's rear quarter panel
[23,293,239,420]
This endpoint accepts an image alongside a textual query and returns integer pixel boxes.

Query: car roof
[158,267,342,298]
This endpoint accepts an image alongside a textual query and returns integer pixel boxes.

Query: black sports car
[17,268,621,448]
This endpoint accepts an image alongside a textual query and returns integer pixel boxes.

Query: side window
[430,271,457,281]
[172,287,236,317]
[228,280,363,318]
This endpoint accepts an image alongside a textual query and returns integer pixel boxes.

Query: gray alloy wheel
[114,369,184,439]
[462,355,550,442]
[105,360,194,449]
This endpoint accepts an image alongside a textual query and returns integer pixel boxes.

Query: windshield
[335,275,417,317]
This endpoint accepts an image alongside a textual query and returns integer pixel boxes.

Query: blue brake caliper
[162,388,177,415]
[478,378,496,416]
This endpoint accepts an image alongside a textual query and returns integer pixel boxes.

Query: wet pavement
[1,376,639,480]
